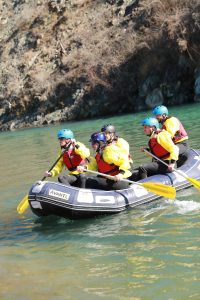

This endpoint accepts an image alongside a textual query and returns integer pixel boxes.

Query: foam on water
[172,199,200,214]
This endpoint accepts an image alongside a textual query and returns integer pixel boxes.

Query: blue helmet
[142,117,159,129]
[152,105,168,116]
[57,129,74,139]
[89,132,106,143]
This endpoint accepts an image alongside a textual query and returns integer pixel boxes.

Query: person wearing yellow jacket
[152,105,189,166]
[78,132,132,190]
[131,117,179,180]
[44,129,90,187]
[101,124,133,165]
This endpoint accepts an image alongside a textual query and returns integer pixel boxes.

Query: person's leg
[177,140,189,155]
[138,161,169,179]
[85,176,129,190]
[76,174,87,188]
[176,141,189,167]
[129,168,141,181]
[58,174,77,186]
[85,176,110,190]
[106,179,129,190]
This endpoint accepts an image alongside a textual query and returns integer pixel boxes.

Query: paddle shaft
[143,149,188,179]
[83,168,176,199]
[41,143,72,181]
[84,168,149,187]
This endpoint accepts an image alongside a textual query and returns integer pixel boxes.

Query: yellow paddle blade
[186,177,200,190]
[17,194,29,214]
[140,182,176,199]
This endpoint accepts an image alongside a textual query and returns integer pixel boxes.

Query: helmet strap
[107,133,116,143]
[107,138,112,144]
[161,114,168,122]
[96,141,106,152]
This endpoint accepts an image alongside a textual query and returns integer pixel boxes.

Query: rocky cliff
[0,0,200,131]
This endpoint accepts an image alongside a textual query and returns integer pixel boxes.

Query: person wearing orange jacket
[152,105,189,166]
[78,132,132,190]
[44,129,90,187]
[130,117,179,180]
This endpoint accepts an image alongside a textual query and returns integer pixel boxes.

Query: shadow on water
[29,191,200,236]
[21,199,177,240]
[31,212,127,236]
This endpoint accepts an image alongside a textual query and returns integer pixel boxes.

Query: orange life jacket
[149,130,170,160]
[95,152,119,176]
[63,146,87,171]
[162,116,188,143]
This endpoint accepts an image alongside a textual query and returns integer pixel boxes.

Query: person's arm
[117,137,133,163]
[103,145,131,178]
[116,138,129,153]
[157,131,179,171]
[74,141,90,159]
[44,151,64,177]
[163,117,180,138]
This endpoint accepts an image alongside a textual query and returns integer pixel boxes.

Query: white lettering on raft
[49,189,70,200]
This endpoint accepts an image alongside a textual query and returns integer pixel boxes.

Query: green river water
[0,103,200,300]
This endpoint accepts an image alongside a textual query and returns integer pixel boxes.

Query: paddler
[101,124,133,166]
[44,129,90,187]
[130,117,179,180]
[152,105,189,166]
[77,132,132,190]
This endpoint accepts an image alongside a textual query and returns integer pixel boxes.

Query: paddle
[17,144,71,214]
[143,149,200,190]
[83,169,176,199]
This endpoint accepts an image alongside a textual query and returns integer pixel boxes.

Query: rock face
[0,0,200,131]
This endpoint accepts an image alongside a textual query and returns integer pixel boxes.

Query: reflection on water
[1,104,200,299]
[1,202,200,299]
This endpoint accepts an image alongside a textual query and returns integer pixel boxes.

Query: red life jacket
[162,116,188,143]
[95,152,119,176]
[149,130,170,160]
[63,146,86,171]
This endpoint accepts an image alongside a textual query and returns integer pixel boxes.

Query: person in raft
[130,117,179,180]
[101,124,133,166]
[77,132,132,190]
[152,105,189,167]
[44,129,90,187]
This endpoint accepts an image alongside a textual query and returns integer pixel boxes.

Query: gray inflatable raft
[28,149,200,219]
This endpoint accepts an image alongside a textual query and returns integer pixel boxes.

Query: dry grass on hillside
[0,0,199,124]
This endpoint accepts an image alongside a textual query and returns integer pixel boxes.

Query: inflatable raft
[28,149,200,219]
